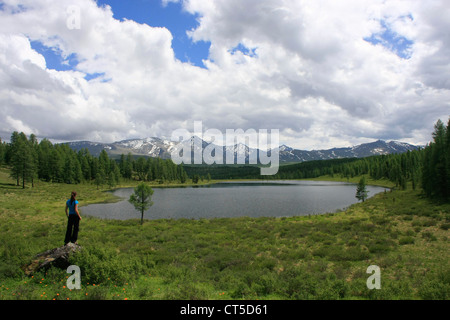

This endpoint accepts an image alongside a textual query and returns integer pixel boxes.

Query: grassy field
[0,167,449,300]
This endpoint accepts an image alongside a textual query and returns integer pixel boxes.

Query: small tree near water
[129,183,154,225]
[356,177,369,202]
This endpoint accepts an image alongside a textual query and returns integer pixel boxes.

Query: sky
[0,0,449,150]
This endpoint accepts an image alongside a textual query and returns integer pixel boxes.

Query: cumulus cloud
[0,0,449,149]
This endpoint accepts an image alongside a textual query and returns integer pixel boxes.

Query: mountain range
[66,137,420,164]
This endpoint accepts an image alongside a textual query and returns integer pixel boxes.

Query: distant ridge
[278,140,420,162]
[66,138,420,163]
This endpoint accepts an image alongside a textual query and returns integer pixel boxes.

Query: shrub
[418,279,449,300]
[399,236,415,245]
[69,246,133,284]
[250,272,278,296]
[440,223,450,231]
[0,262,22,279]
[230,280,254,299]
[316,279,350,300]
[163,281,210,300]
[85,286,110,300]
[422,231,437,241]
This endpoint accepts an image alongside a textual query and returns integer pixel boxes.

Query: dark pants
[65,215,80,245]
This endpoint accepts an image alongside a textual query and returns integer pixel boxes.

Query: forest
[0,132,188,188]
[0,117,448,202]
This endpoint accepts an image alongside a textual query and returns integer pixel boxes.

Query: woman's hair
[70,191,77,206]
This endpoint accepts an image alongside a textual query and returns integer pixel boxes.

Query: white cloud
[0,0,449,150]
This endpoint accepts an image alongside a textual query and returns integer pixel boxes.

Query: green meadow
[0,167,448,300]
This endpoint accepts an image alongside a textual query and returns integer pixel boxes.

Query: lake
[81,180,387,220]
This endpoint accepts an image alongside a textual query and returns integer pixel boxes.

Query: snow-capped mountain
[277,140,420,162]
[114,137,178,158]
[66,138,420,163]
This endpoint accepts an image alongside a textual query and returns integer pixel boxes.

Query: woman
[64,191,82,245]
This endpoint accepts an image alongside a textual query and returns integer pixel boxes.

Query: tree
[422,118,450,201]
[95,168,105,190]
[121,153,133,180]
[0,138,6,165]
[128,183,154,225]
[356,176,369,202]
[135,157,147,181]
[10,132,36,188]
[178,164,188,183]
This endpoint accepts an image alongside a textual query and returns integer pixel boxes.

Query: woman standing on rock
[64,191,82,245]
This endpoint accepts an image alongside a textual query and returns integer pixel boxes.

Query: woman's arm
[75,204,82,220]
[65,204,69,217]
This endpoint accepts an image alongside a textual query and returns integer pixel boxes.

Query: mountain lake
[81,180,388,220]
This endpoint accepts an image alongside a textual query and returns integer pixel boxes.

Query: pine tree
[122,153,133,180]
[81,155,91,181]
[356,176,369,202]
[446,118,450,199]
[0,138,4,165]
[9,131,21,186]
[95,168,105,189]
[432,119,447,199]
[128,183,154,225]
[421,118,450,201]
[135,157,147,181]
[38,139,53,181]
[10,132,36,188]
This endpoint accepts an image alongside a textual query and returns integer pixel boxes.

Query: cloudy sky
[0,0,449,150]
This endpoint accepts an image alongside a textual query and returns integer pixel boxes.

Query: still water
[81,180,387,220]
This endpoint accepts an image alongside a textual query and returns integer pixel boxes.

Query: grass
[0,167,449,300]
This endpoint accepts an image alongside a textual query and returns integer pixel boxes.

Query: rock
[22,243,82,276]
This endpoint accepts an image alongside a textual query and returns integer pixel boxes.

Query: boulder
[23,243,82,276]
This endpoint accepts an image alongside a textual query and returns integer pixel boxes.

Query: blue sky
[364,17,415,59]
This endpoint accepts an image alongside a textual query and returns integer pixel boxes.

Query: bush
[367,238,396,254]
[419,279,449,300]
[316,278,350,300]
[163,281,210,300]
[399,236,415,245]
[422,231,437,241]
[440,223,450,231]
[278,266,321,299]
[69,246,134,284]
[0,262,23,279]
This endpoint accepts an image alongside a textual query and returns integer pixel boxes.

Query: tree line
[273,149,423,190]
[0,131,188,188]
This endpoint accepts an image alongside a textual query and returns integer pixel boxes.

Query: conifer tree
[0,138,4,165]
[356,176,369,202]
[9,132,36,188]
[129,183,154,225]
